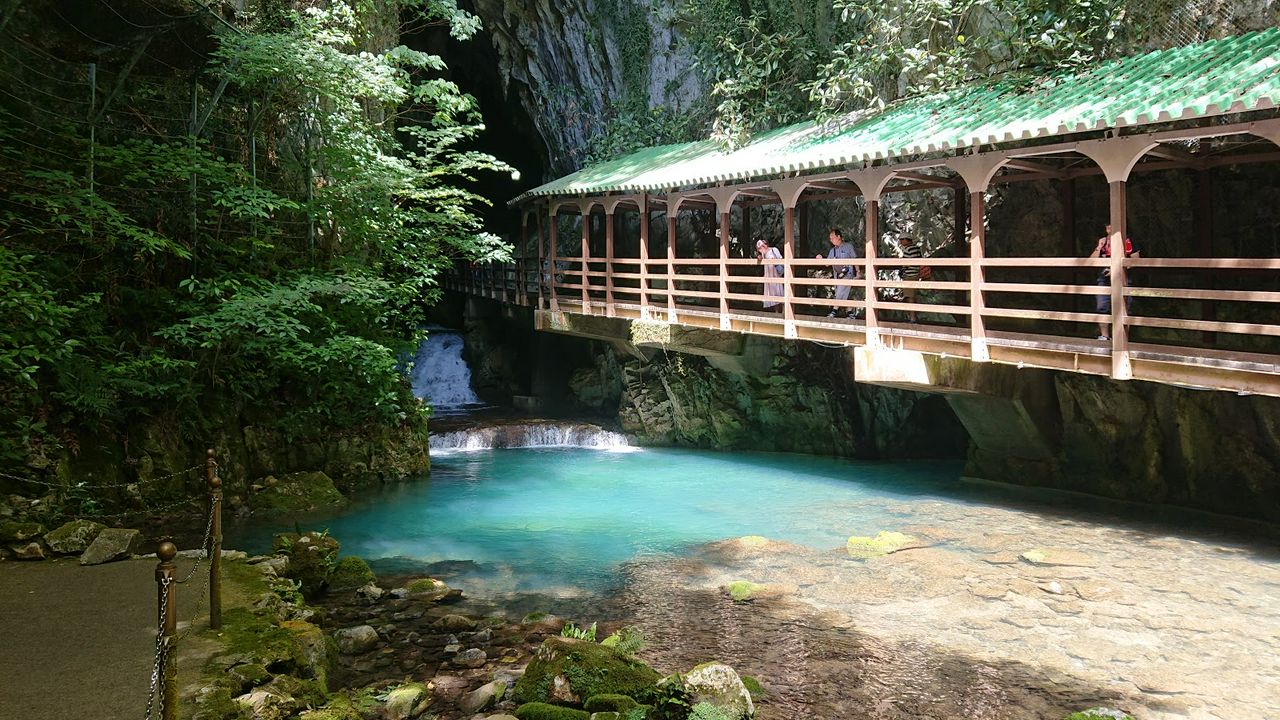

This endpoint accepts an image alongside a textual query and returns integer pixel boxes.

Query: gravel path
[0,557,204,720]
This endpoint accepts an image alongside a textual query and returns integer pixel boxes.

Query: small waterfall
[430,421,633,452]
[410,329,483,413]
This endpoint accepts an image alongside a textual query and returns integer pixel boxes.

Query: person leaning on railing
[756,239,784,312]
[1089,224,1140,341]
[817,227,861,318]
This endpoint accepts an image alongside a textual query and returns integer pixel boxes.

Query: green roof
[516,28,1280,203]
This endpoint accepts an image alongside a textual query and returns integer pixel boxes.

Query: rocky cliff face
[471,0,700,174]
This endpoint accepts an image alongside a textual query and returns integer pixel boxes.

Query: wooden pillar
[969,191,989,362]
[536,209,546,310]
[782,205,797,336]
[1194,165,1216,345]
[581,207,591,309]
[863,199,880,343]
[1108,180,1131,379]
[667,207,678,321]
[548,209,559,311]
[639,195,650,317]
[719,208,731,328]
[605,209,616,317]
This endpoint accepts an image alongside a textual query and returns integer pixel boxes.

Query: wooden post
[605,209,616,317]
[156,541,178,720]
[782,205,797,337]
[863,199,880,343]
[1108,180,1131,379]
[719,209,731,327]
[206,448,221,630]
[639,195,650,317]
[581,207,591,310]
[667,207,677,321]
[548,209,559,311]
[536,209,546,310]
[969,191,989,362]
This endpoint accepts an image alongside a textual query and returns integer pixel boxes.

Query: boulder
[356,583,384,601]
[333,625,379,655]
[43,520,105,554]
[281,620,334,688]
[404,577,452,602]
[249,471,347,514]
[683,663,754,720]
[454,648,487,668]
[513,637,660,707]
[273,531,340,596]
[327,556,375,590]
[460,679,507,714]
[514,703,589,720]
[0,521,45,544]
[430,614,477,632]
[80,528,142,565]
[845,531,920,559]
[383,682,428,720]
[14,542,45,560]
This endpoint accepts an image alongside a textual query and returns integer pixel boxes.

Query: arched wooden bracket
[846,167,897,202]
[946,154,1009,194]
[1076,136,1160,184]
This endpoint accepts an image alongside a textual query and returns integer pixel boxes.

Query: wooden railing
[443,253,1280,395]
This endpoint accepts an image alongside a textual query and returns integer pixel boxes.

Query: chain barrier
[143,576,171,720]
[0,464,202,490]
[175,505,216,585]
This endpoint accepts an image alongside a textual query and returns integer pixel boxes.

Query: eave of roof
[512,27,1280,206]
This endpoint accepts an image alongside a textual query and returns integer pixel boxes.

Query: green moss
[846,531,916,558]
[187,685,250,720]
[585,694,640,712]
[514,637,661,706]
[739,676,764,700]
[1062,710,1136,720]
[298,694,361,720]
[725,581,764,602]
[212,607,308,673]
[250,472,347,514]
[522,611,550,623]
[327,556,375,590]
[688,702,733,720]
[515,702,591,720]
[0,521,45,544]
[273,531,340,596]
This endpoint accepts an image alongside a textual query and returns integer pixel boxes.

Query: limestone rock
[430,614,477,632]
[454,648,487,669]
[249,471,347,514]
[0,521,45,544]
[846,531,921,558]
[281,620,333,687]
[460,679,507,714]
[43,520,105,554]
[13,541,45,560]
[80,528,142,565]
[683,663,754,720]
[383,682,428,720]
[334,625,379,655]
[356,583,384,601]
[404,577,452,601]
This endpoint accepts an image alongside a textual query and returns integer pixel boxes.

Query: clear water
[408,330,483,412]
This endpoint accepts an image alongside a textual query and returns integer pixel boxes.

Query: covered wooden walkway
[449,29,1280,397]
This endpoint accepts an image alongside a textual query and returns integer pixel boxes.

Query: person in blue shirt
[816,227,860,318]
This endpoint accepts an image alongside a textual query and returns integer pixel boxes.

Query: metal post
[156,541,178,720]
[639,195,650,317]
[605,210,616,317]
[206,449,222,630]
[863,199,880,343]
[969,191,989,361]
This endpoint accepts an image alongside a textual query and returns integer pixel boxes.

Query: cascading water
[409,329,483,414]
[430,421,632,452]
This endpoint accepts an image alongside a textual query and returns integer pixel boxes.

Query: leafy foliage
[0,1,510,462]
[561,621,599,641]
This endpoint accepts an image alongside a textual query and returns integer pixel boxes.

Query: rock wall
[965,369,1280,522]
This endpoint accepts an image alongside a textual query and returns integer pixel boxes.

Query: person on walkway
[756,239,784,311]
[894,236,925,322]
[1089,224,1140,340]
[816,227,860,318]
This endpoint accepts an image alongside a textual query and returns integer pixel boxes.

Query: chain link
[176,504,216,585]
[144,576,172,720]
[0,463,201,490]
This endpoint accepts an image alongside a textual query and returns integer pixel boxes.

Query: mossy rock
[515,702,591,720]
[227,662,271,692]
[584,694,640,712]
[327,556,375,590]
[514,636,661,707]
[249,472,347,514]
[298,694,361,720]
[0,521,45,544]
[43,519,105,554]
[846,531,918,558]
[724,581,765,602]
[273,531,340,596]
[740,676,764,700]
[214,608,310,676]
[1063,709,1136,720]
[404,576,451,601]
